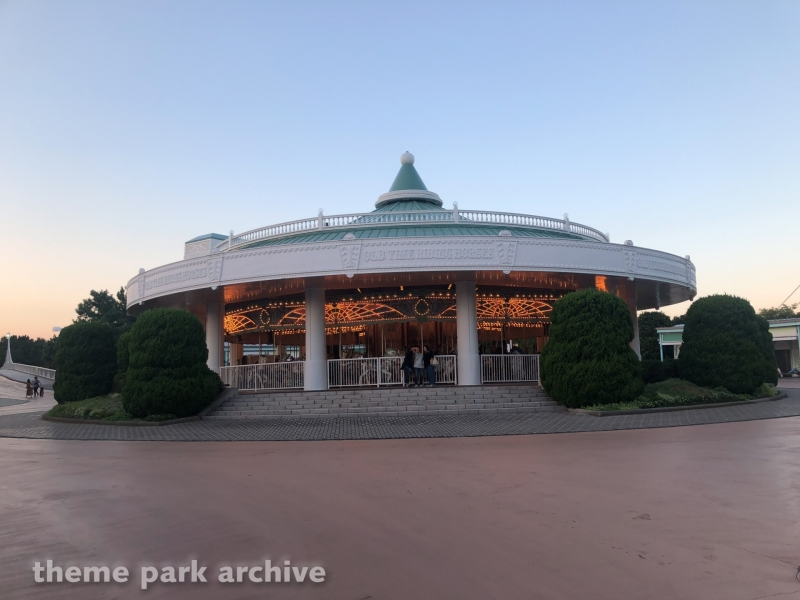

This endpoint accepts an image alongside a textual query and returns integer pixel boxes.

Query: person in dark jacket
[402,346,416,387]
[423,345,436,387]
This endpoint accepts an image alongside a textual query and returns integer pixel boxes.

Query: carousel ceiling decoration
[223,291,557,335]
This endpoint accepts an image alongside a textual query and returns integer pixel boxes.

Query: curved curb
[568,393,788,417]
[41,415,200,427]
[0,398,28,407]
[39,388,237,427]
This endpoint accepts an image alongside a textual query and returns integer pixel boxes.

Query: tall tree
[758,304,799,320]
[638,311,673,360]
[0,335,57,369]
[75,287,136,334]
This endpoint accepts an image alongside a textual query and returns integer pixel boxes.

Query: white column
[624,296,641,359]
[206,302,224,373]
[229,343,244,366]
[304,286,328,390]
[456,281,481,385]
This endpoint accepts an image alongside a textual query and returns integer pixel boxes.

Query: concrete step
[217,400,560,411]
[206,384,564,419]
[204,405,565,419]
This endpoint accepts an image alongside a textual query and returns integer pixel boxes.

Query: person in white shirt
[413,347,424,387]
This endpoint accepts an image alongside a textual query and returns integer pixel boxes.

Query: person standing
[33,376,41,398]
[402,346,415,387]
[413,346,424,387]
[25,379,33,399]
[423,345,436,387]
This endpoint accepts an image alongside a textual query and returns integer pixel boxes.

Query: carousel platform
[204,384,564,419]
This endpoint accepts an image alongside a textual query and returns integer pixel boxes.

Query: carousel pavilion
[126,153,697,391]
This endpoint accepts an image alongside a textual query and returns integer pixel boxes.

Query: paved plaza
[0,377,798,441]
[1,401,799,598]
[2,376,800,598]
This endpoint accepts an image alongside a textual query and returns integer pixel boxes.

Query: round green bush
[53,322,117,403]
[541,289,644,408]
[678,295,778,394]
[122,308,222,418]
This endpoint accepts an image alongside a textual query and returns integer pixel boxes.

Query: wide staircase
[205,384,565,419]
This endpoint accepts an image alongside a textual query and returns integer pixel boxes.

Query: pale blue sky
[1,1,798,337]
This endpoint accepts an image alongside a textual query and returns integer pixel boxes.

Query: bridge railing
[3,363,56,380]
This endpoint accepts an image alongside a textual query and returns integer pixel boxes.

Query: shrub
[122,308,222,418]
[113,332,131,393]
[53,322,117,403]
[638,311,673,360]
[541,289,644,408]
[583,378,749,411]
[678,295,778,394]
[641,358,678,384]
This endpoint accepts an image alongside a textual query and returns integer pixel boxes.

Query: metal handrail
[226,209,608,250]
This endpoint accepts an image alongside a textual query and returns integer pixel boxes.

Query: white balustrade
[227,209,608,250]
[327,356,458,388]
[7,363,56,379]
[219,355,538,390]
[328,357,382,387]
[220,361,304,391]
[480,354,540,384]
[433,355,457,385]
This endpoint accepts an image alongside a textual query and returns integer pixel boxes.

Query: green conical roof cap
[389,163,428,192]
[374,151,443,210]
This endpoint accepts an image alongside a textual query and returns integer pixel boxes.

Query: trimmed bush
[113,332,131,393]
[541,289,644,408]
[122,308,222,418]
[678,295,778,394]
[641,358,678,384]
[53,322,117,403]
[638,311,673,360]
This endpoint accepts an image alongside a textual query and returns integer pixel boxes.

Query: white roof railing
[225,208,609,251]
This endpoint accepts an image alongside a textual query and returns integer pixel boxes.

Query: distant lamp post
[4,332,12,366]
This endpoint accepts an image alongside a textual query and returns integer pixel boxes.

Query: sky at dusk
[1,1,799,339]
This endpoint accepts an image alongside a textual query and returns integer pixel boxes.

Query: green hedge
[678,295,778,394]
[641,358,678,384]
[541,289,644,408]
[638,311,673,360]
[53,322,117,403]
[122,308,222,418]
[113,332,131,393]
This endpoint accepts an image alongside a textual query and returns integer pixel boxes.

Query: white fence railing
[4,363,56,379]
[328,357,396,387]
[220,355,539,390]
[432,355,457,385]
[481,354,539,383]
[226,209,609,250]
[326,355,459,388]
[220,361,304,391]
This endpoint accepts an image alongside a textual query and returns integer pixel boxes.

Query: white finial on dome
[400,151,414,165]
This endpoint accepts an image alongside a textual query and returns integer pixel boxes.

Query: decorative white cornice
[126,236,696,308]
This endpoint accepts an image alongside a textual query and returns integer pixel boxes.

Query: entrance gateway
[126,152,696,391]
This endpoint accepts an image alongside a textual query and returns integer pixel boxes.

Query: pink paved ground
[2,409,800,599]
